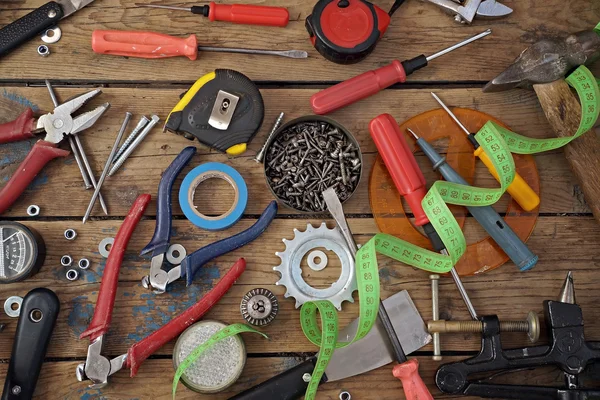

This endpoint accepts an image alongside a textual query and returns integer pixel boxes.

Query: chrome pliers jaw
[421,0,512,24]
[139,146,278,294]
[76,336,127,389]
[37,89,109,144]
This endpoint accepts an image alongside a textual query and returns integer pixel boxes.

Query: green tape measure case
[165,69,264,155]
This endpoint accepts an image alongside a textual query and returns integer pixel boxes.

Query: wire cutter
[0,89,109,214]
[76,194,247,388]
[140,146,278,293]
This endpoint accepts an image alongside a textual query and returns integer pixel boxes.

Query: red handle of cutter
[310,60,407,115]
[126,258,246,376]
[0,140,69,215]
[369,114,429,226]
[80,194,151,342]
[0,108,36,144]
[393,359,433,400]
[92,30,198,60]
[209,2,289,27]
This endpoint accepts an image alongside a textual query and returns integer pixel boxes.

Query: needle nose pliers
[0,89,109,214]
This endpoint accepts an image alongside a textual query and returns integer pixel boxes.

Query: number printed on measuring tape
[300,64,600,400]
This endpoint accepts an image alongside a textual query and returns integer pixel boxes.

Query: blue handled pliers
[140,146,278,293]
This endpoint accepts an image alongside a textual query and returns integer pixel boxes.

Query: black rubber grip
[401,54,428,76]
[0,2,64,58]
[2,288,60,400]
[229,358,322,400]
[423,222,446,253]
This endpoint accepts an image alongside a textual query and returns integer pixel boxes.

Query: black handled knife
[0,0,96,58]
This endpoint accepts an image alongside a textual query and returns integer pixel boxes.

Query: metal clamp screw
[428,311,540,343]
[66,269,79,281]
[302,373,311,383]
[64,228,77,240]
[61,255,73,267]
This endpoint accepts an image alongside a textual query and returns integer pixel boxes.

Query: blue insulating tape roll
[179,162,248,231]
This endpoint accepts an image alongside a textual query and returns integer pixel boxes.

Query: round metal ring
[166,244,187,265]
[37,45,50,57]
[27,205,40,216]
[4,296,23,318]
[307,250,328,271]
[29,308,43,323]
[41,26,61,44]
[99,237,114,258]
[61,255,73,267]
[66,269,79,281]
[78,258,90,270]
[64,228,77,240]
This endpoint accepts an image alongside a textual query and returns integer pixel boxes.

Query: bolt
[302,373,312,383]
[113,116,150,162]
[428,311,540,343]
[430,274,442,361]
[108,115,160,177]
[12,386,21,395]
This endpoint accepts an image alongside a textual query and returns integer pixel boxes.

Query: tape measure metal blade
[166,69,264,154]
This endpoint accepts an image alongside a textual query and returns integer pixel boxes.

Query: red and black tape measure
[306,0,404,64]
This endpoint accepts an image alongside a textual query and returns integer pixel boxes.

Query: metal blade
[476,0,513,17]
[324,290,431,382]
[56,0,97,18]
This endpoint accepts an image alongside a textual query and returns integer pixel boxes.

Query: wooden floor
[0,0,600,399]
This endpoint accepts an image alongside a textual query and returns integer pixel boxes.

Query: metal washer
[166,244,187,265]
[4,296,23,318]
[307,250,328,271]
[240,288,278,326]
[41,26,61,44]
[99,237,114,258]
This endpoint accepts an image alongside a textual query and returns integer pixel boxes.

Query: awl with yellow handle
[431,93,540,212]
[165,69,264,155]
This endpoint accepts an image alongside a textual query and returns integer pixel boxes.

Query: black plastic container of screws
[263,115,362,213]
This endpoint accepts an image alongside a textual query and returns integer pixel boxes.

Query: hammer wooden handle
[534,80,600,222]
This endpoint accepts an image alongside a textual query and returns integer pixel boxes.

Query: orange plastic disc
[369,108,540,276]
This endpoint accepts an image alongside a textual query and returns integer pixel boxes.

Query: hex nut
[60,255,73,267]
[27,205,40,216]
[66,269,79,281]
[37,45,50,57]
[64,229,77,240]
[339,391,351,400]
[78,258,90,270]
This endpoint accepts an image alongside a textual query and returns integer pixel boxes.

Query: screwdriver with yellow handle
[431,92,540,212]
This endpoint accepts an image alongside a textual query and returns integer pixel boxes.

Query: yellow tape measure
[300,64,600,400]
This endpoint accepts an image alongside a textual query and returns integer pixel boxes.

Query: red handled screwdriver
[92,30,307,60]
[369,113,478,320]
[311,29,491,115]
[135,2,289,27]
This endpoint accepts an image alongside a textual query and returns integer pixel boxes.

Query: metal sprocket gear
[273,222,357,310]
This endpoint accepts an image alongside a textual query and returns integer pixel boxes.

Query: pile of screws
[264,119,362,212]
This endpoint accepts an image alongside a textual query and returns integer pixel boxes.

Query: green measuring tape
[172,323,267,399]
[300,63,600,400]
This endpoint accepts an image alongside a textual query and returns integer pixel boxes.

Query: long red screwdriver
[135,2,289,27]
[92,30,307,59]
[311,29,491,115]
[369,113,478,320]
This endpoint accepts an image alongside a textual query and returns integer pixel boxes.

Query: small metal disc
[240,288,278,326]
[99,237,114,258]
[307,250,328,271]
[4,296,23,318]
[41,26,61,44]
[173,320,246,394]
[166,244,187,265]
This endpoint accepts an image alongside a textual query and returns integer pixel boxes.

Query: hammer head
[483,30,600,92]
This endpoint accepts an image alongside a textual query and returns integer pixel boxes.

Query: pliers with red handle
[76,194,246,388]
[0,89,108,214]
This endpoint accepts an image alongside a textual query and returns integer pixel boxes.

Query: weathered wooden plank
[0,1,598,82]
[0,87,592,217]
[0,356,570,399]
[0,216,597,359]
